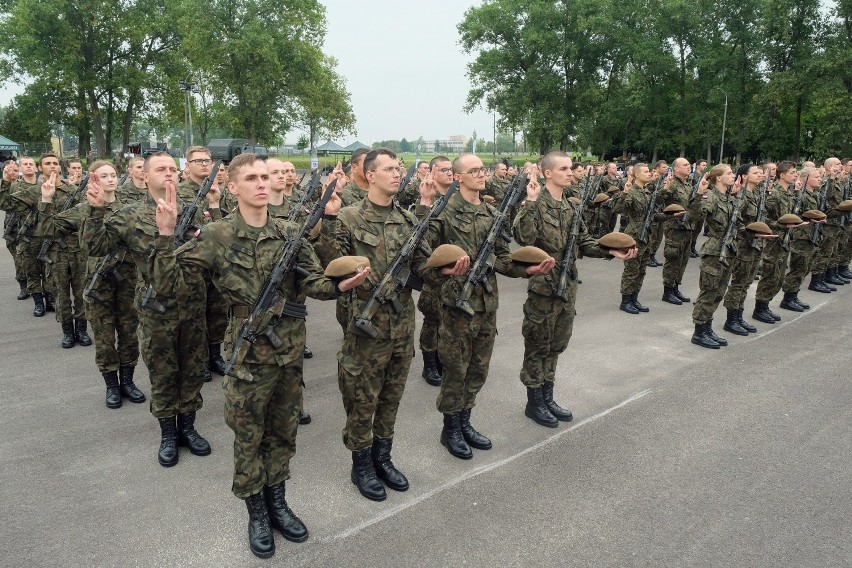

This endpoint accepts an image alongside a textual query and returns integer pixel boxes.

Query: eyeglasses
[372,166,401,176]
[188,159,213,165]
[436,167,453,174]
[463,167,485,177]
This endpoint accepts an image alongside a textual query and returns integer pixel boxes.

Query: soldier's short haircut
[69,158,83,166]
[842,158,851,166]
[540,151,570,174]
[185,146,210,160]
[452,153,476,174]
[777,161,797,176]
[39,152,59,165]
[228,152,261,179]
[351,147,369,165]
[798,167,817,182]
[655,159,668,168]
[88,159,115,174]
[695,159,707,166]
[143,151,175,171]
[429,155,450,168]
[570,163,584,172]
[363,148,397,173]
[128,156,144,168]
[824,157,840,169]
[20,156,35,164]
[633,162,648,173]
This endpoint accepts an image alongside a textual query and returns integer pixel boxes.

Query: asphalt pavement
[1,235,850,568]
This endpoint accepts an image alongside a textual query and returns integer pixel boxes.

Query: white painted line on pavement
[326,388,652,542]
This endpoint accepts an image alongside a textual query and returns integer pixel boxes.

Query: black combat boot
[303,346,313,359]
[631,293,650,313]
[245,493,275,559]
[61,321,76,349]
[619,294,639,314]
[525,386,558,428]
[752,300,776,324]
[75,319,92,346]
[177,411,211,456]
[157,416,179,467]
[705,319,728,346]
[16,278,29,300]
[371,437,409,492]
[808,273,832,293]
[350,447,387,501]
[767,306,781,322]
[264,483,308,542]
[674,285,691,303]
[459,408,492,449]
[119,365,146,403]
[541,381,573,422]
[421,351,442,387]
[691,322,720,349]
[203,367,212,382]
[792,294,810,310]
[648,256,660,267]
[102,371,122,409]
[826,267,846,286]
[723,309,749,336]
[44,291,55,312]
[32,293,45,317]
[208,343,226,375]
[299,411,311,425]
[690,246,699,258]
[834,266,850,284]
[662,285,682,305]
[440,413,473,460]
[436,353,444,377]
[736,309,757,333]
[779,291,805,312]
[838,265,852,280]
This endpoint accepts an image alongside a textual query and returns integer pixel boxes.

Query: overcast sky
[0,0,491,147]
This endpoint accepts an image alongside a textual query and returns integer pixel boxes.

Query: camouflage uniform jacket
[686,187,740,257]
[612,182,665,239]
[484,175,511,204]
[118,180,148,204]
[340,181,369,207]
[425,191,527,314]
[765,185,796,232]
[819,177,845,226]
[150,210,339,368]
[734,187,761,259]
[660,176,695,231]
[315,197,430,341]
[791,190,821,243]
[0,179,48,240]
[513,189,606,299]
[40,180,86,256]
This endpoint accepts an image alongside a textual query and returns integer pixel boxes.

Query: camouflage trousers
[337,332,413,451]
[662,228,692,286]
[205,277,229,344]
[810,225,843,273]
[6,240,26,281]
[836,226,852,265]
[690,216,706,251]
[224,361,303,499]
[17,238,47,294]
[620,241,651,295]
[755,242,788,302]
[417,284,441,353]
[782,241,818,293]
[335,295,349,333]
[436,307,497,414]
[649,221,664,259]
[137,290,207,418]
[85,262,139,373]
[723,251,760,310]
[520,291,575,388]
[45,250,86,323]
[692,255,733,324]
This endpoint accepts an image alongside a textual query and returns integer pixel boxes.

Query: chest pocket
[449,215,474,234]
[135,217,158,238]
[543,210,562,228]
[222,243,256,288]
[352,226,381,248]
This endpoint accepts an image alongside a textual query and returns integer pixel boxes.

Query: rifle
[38,175,90,264]
[718,185,745,268]
[841,173,852,226]
[223,178,338,379]
[781,175,808,252]
[638,168,669,244]
[354,181,459,339]
[810,178,831,245]
[3,212,19,241]
[454,172,529,317]
[554,169,594,300]
[83,250,127,302]
[749,176,772,251]
[398,163,417,196]
[287,170,321,223]
[118,173,129,186]
[140,161,221,314]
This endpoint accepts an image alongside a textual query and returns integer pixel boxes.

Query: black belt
[231,301,307,320]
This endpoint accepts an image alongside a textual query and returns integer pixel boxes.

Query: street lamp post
[179,79,198,150]
[718,89,728,164]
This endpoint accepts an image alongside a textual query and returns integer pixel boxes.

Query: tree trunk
[88,89,106,158]
[793,95,803,163]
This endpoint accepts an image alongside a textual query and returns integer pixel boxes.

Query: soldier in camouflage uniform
[150,153,367,558]
[646,160,669,267]
[179,146,230,380]
[782,168,824,300]
[425,153,551,460]
[513,151,634,428]
[396,159,429,209]
[563,163,585,200]
[689,160,708,256]
[809,158,846,289]
[1,159,29,300]
[119,156,149,203]
[836,159,852,279]
[660,158,696,306]
[0,156,54,316]
[82,152,217,468]
[67,159,84,186]
[316,148,441,501]
[37,154,93,349]
[339,148,370,207]
[483,162,510,204]
[37,160,145,409]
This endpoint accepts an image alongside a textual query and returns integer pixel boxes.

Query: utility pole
[718,89,728,164]
[179,79,199,150]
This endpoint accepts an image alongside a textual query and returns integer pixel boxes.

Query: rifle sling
[231,300,307,320]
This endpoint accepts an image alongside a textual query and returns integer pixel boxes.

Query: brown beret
[663,203,685,214]
[836,199,852,213]
[801,209,827,221]
[777,213,803,225]
[324,256,370,278]
[426,244,467,268]
[607,184,620,194]
[568,196,581,206]
[745,221,772,235]
[597,231,636,251]
[593,193,610,205]
[482,194,496,204]
[510,246,551,265]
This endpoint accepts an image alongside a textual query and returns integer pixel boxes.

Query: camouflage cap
[324,256,370,277]
[663,203,685,214]
[597,231,636,251]
[801,209,827,221]
[777,213,803,225]
[836,199,852,213]
[745,221,772,235]
[510,246,551,265]
[426,244,467,268]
